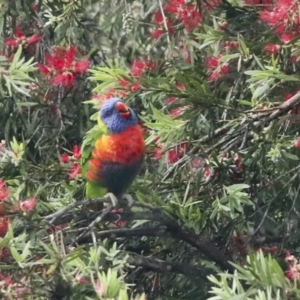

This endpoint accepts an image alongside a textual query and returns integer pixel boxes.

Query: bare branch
[44,199,233,272]
[77,227,169,243]
[71,204,114,245]
[44,196,112,224]
[126,253,213,278]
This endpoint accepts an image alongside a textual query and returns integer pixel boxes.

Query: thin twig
[158,0,171,46]
[71,204,113,246]
[45,196,111,224]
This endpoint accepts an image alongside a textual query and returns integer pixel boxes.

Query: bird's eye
[106,111,112,117]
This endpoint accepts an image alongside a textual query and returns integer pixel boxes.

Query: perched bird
[82,97,145,207]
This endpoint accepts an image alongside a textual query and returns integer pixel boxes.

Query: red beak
[115,102,130,118]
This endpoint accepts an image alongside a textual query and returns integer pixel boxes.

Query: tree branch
[44,199,234,272]
[133,202,234,272]
[44,196,112,224]
[162,92,300,180]
[77,227,169,243]
[126,253,213,278]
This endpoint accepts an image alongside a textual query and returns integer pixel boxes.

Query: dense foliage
[1,0,300,299]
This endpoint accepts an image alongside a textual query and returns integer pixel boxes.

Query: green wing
[81,112,108,199]
[85,181,107,199]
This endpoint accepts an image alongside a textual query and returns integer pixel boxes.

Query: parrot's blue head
[100,98,138,134]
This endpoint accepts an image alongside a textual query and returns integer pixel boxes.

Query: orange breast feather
[86,125,145,183]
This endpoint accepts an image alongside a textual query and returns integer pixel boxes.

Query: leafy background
[1,0,300,299]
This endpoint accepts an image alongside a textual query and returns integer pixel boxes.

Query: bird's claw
[122,194,134,207]
[105,192,118,207]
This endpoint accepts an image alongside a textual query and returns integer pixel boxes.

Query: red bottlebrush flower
[168,144,186,163]
[176,82,185,90]
[93,93,106,102]
[69,162,81,179]
[151,29,165,39]
[294,139,300,148]
[285,265,300,280]
[244,0,274,4]
[170,106,188,117]
[0,273,13,286]
[263,43,281,54]
[260,0,300,44]
[72,145,81,160]
[234,154,243,165]
[223,40,240,49]
[0,180,9,216]
[64,45,76,69]
[206,57,220,69]
[60,153,70,163]
[45,53,64,71]
[180,47,191,63]
[0,180,9,202]
[204,167,212,177]
[5,25,40,47]
[74,59,89,73]
[39,45,88,87]
[284,92,299,101]
[4,38,19,47]
[191,158,202,168]
[147,61,158,71]
[131,83,142,92]
[152,9,175,39]
[27,34,41,44]
[185,55,191,63]
[259,8,287,30]
[285,251,296,262]
[166,97,177,105]
[38,64,51,75]
[153,11,164,25]
[0,217,8,238]
[168,149,180,163]
[279,32,296,44]
[217,21,228,31]
[50,72,75,87]
[165,0,185,14]
[131,60,146,77]
[163,0,203,32]
[206,0,222,8]
[208,68,229,81]
[206,55,230,81]
[15,26,23,38]
[31,3,38,11]
[181,5,202,32]
[19,198,36,212]
[118,79,131,88]
[92,88,127,102]
[153,147,164,160]
[130,59,157,77]
[284,251,300,280]
[166,96,189,117]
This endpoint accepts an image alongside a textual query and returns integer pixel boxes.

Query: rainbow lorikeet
[82,97,145,206]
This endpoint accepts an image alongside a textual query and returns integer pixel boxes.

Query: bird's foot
[122,194,134,208]
[105,192,118,207]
